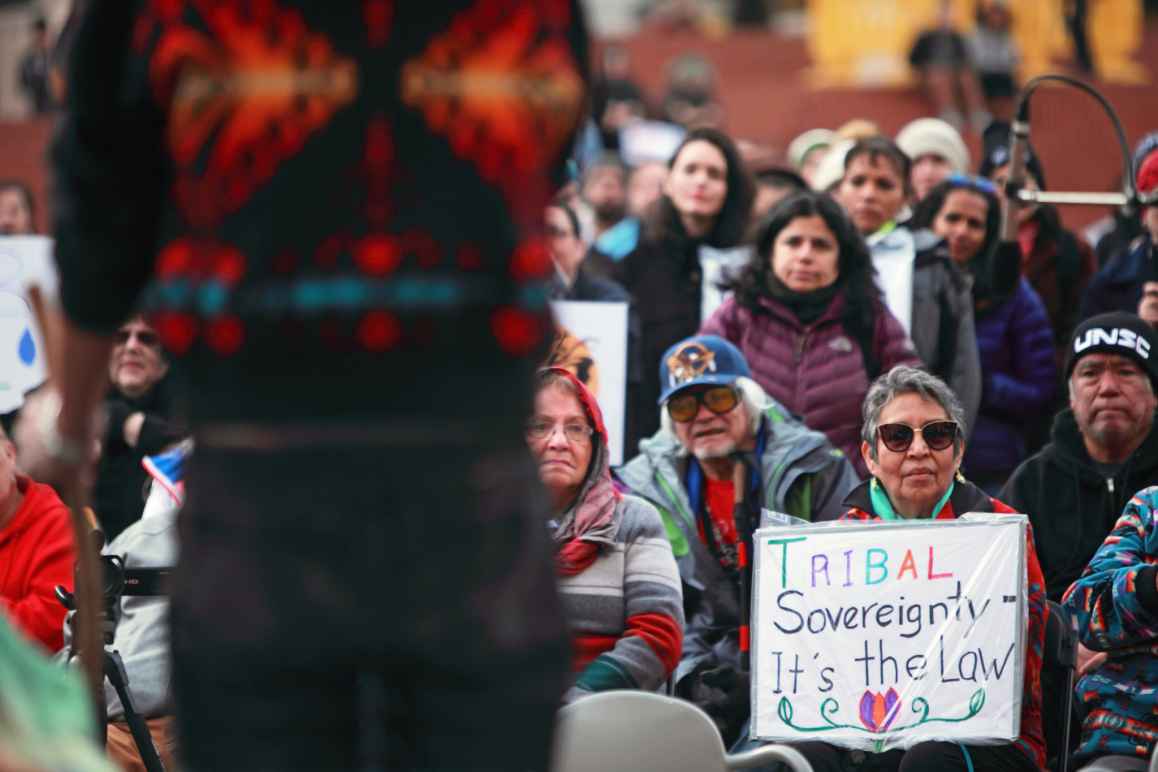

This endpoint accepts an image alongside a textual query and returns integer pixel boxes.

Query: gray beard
[692,439,738,461]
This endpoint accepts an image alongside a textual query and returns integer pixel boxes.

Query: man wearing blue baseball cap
[617,334,857,747]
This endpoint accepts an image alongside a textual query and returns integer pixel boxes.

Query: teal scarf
[870,477,955,520]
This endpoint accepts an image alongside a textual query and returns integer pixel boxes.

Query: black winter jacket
[1000,409,1158,601]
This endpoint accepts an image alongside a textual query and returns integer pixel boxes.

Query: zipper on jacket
[1107,477,1115,495]
[794,332,809,364]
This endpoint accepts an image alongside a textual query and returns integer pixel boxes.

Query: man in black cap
[1003,311,1158,604]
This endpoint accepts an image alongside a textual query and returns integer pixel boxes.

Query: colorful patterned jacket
[1062,486,1158,763]
[842,478,1048,770]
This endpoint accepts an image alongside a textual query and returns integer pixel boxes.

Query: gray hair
[861,365,966,461]
[659,375,768,443]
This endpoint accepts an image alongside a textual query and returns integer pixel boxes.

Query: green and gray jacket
[615,399,858,695]
[617,399,856,591]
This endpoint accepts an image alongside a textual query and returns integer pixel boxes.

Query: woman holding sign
[767,366,1047,771]
[526,368,684,701]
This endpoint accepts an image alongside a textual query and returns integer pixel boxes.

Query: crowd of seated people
[3,33,1158,772]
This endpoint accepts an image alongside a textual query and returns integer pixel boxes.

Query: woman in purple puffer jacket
[700,192,919,478]
[912,176,1056,493]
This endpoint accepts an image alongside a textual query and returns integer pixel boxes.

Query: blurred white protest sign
[751,515,1027,752]
[549,301,628,465]
[0,236,55,413]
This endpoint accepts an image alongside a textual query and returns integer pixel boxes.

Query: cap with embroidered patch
[657,335,751,405]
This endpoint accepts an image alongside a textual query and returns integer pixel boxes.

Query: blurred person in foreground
[753,365,1046,772]
[23,3,589,770]
[617,334,858,746]
[527,369,683,702]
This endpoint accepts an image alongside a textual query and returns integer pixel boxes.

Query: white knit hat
[895,118,970,173]
[809,139,854,192]
[787,128,837,170]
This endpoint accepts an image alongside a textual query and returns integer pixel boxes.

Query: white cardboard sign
[0,237,56,413]
[751,516,1027,752]
[549,300,628,465]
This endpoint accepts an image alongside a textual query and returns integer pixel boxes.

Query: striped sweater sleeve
[570,496,684,698]
[1062,486,1158,651]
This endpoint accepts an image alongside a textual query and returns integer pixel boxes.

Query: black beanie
[1066,312,1158,389]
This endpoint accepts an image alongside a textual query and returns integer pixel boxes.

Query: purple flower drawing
[859,688,901,733]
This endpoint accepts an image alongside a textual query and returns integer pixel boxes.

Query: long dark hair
[730,191,885,378]
[648,127,755,248]
[910,176,1003,304]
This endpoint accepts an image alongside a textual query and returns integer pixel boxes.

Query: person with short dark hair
[834,137,984,437]
[580,154,628,241]
[1002,312,1158,602]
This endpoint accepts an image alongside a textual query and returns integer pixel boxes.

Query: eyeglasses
[525,419,594,443]
[666,386,740,423]
[877,421,960,453]
[946,173,998,196]
[114,328,161,348]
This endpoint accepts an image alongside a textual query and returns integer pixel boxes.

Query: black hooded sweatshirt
[1001,409,1158,601]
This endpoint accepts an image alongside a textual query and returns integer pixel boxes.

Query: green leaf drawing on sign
[776,688,986,736]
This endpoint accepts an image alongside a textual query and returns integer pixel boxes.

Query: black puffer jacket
[1000,409,1158,601]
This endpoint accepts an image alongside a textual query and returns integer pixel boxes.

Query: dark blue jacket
[1080,235,1156,321]
[965,278,1056,479]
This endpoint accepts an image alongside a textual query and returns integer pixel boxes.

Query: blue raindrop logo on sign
[18,327,35,365]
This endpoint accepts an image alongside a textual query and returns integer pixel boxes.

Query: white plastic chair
[551,690,813,772]
[1076,748,1158,772]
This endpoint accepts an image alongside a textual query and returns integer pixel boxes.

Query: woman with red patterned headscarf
[526,367,684,700]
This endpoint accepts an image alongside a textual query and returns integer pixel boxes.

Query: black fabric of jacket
[610,210,705,450]
[51,2,589,430]
[93,377,184,542]
[1000,409,1158,601]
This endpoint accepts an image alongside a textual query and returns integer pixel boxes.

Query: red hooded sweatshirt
[0,477,76,652]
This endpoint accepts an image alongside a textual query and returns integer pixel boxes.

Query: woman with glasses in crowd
[912,175,1056,493]
[767,365,1046,772]
[525,368,684,701]
[602,127,754,454]
[700,191,919,477]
